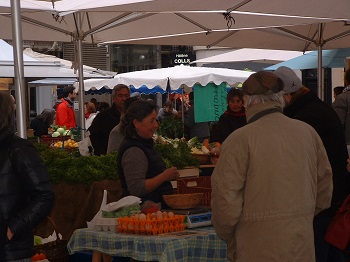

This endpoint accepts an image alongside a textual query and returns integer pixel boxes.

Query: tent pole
[11,0,26,138]
[76,12,86,138]
[317,24,324,101]
[181,85,185,138]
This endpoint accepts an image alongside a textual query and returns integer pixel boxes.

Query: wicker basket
[163,193,204,209]
[34,217,69,262]
[41,135,71,145]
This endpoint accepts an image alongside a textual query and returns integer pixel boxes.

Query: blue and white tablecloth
[67,226,228,262]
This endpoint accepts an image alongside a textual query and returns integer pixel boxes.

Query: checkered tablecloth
[67,226,228,262]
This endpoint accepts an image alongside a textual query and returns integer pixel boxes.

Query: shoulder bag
[324,194,350,250]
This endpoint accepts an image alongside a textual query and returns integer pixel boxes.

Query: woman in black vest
[117,100,179,208]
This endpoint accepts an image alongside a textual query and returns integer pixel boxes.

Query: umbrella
[1,1,340,44]
[104,20,350,100]
[0,0,348,137]
[264,48,350,70]
[191,48,304,66]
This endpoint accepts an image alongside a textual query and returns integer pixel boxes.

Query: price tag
[74,101,79,111]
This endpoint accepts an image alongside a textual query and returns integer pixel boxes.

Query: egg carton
[117,214,186,235]
[94,218,117,232]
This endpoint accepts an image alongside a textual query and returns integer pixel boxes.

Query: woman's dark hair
[333,86,345,96]
[97,101,110,112]
[227,88,244,103]
[37,109,55,126]
[123,96,140,113]
[0,91,15,130]
[121,100,157,138]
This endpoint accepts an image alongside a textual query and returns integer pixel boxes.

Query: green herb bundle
[154,140,200,169]
[35,143,118,184]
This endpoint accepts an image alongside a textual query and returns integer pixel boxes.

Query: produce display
[154,135,221,166]
[52,138,78,149]
[153,135,200,169]
[34,133,219,185]
[34,143,118,184]
[189,138,221,155]
[49,125,71,137]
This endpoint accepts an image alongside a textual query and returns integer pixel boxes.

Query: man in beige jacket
[211,71,333,262]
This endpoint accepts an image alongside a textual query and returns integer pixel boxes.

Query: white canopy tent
[0,60,112,78]
[0,39,115,131]
[0,39,35,61]
[191,48,304,66]
[23,48,116,77]
[0,40,115,78]
[82,65,254,93]
[83,64,254,127]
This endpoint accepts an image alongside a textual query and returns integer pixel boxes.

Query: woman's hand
[162,167,180,181]
[145,167,180,194]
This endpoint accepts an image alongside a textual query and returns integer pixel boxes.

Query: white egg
[139,213,146,221]
[168,211,174,218]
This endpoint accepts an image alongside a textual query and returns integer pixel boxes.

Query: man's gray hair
[245,92,285,109]
[112,84,130,98]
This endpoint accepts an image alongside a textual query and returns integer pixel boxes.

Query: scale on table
[164,206,212,228]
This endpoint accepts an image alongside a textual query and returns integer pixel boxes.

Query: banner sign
[171,52,196,65]
[193,82,227,122]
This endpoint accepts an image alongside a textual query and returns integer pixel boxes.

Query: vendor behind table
[117,100,180,209]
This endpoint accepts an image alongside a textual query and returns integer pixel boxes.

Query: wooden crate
[176,176,211,207]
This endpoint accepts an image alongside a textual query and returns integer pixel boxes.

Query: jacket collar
[284,91,318,117]
[62,97,73,108]
[343,85,350,93]
[246,101,283,123]
[224,106,246,117]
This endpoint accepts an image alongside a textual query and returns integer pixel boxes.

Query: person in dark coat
[0,92,55,261]
[216,88,247,144]
[88,84,130,155]
[275,66,350,262]
[30,109,55,137]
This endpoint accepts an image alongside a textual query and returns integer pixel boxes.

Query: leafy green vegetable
[158,115,184,139]
[34,137,199,184]
[34,143,118,184]
[154,140,199,169]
